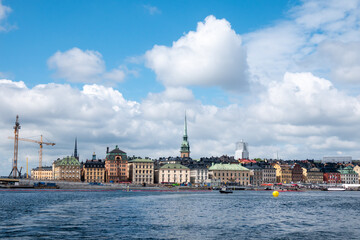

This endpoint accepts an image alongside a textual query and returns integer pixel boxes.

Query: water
[0,190,359,239]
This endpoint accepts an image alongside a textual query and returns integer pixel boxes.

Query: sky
[1,0,360,175]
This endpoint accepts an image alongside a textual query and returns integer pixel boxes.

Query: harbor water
[0,190,359,239]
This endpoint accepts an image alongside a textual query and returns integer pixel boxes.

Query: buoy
[272,191,279,198]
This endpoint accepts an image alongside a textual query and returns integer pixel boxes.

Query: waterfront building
[272,163,292,183]
[338,166,359,184]
[180,114,190,158]
[353,165,360,182]
[83,153,105,183]
[208,163,251,185]
[53,156,81,181]
[234,140,249,160]
[302,167,308,182]
[261,163,276,184]
[105,145,129,183]
[129,158,154,185]
[31,166,53,180]
[291,163,303,183]
[306,167,323,184]
[189,165,208,184]
[156,164,190,184]
[245,164,262,186]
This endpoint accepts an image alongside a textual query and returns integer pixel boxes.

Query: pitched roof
[208,163,249,171]
[129,158,154,163]
[54,156,80,166]
[160,163,189,170]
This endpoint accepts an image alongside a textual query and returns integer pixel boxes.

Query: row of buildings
[30,115,360,186]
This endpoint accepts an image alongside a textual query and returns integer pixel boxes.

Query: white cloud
[143,5,161,15]
[145,15,248,91]
[0,0,12,32]
[47,48,127,84]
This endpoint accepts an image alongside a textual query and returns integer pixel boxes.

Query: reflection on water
[0,190,359,239]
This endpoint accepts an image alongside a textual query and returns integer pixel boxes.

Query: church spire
[180,112,190,158]
[74,137,79,160]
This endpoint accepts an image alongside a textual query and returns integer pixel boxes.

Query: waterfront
[1,190,360,239]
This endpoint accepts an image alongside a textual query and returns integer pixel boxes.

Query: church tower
[180,113,190,158]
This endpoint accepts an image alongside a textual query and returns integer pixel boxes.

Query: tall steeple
[74,137,79,160]
[180,112,190,158]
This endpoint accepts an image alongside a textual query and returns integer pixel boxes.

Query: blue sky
[1,0,360,175]
[1,0,298,103]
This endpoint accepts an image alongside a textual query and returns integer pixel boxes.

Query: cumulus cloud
[47,48,128,84]
[0,0,12,32]
[3,71,360,175]
[243,0,360,86]
[145,15,248,91]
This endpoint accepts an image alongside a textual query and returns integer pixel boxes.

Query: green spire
[180,112,190,157]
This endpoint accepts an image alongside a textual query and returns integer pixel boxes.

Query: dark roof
[110,148,126,154]
[84,160,105,168]
[32,166,52,171]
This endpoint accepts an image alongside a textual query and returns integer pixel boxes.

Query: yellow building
[83,153,105,183]
[302,167,308,182]
[272,163,292,183]
[353,165,360,182]
[31,166,53,180]
[208,163,251,185]
[129,158,154,185]
[53,156,81,181]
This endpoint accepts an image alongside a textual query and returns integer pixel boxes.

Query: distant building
[180,113,190,158]
[189,165,208,184]
[234,140,249,160]
[208,163,251,185]
[83,153,105,183]
[156,164,190,184]
[31,166,53,180]
[105,145,129,183]
[53,156,81,181]
[129,158,154,185]
[291,163,303,183]
[272,163,292,183]
[306,167,323,184]
[322,156,352,163]
[353,165,360,182]
[338,166,359,184]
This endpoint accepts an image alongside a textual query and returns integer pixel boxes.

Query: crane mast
[10,115,21,178]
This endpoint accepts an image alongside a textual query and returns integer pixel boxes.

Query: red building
[323,172,341,183]
[291,163,303,183]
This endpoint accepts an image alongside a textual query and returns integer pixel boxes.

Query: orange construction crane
[9,135,55,171]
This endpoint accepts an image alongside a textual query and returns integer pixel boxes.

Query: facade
[245,164,262,186]
[157,164,190,184]
[180,114,190,158]
[353,165,360,182]
[272,163,292,183]
[129,158,154,185]
[31,166,53,180]
[338,166,359,184]
[323,172,341,184]
[189,166,208,184]
[291,164,303,183]
[53,156,81,181]
[234,140,249,160]
[307,167,323,184]
[105,145,129,183]
[261,163,277,184]
[208,163,251,185]
[83,153,105,183]
[302,167,308,182]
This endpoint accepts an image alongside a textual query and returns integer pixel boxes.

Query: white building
[189,166,208,184]
[235,140,249,160]
[322,156,352,163]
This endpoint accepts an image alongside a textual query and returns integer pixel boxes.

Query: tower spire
[180,112,190,158]
[74,137,78,160]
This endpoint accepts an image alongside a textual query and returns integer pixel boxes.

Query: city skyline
[1,0,360,175]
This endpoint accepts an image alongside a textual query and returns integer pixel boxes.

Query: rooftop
[160,164,189,170]
[209,163,249,171]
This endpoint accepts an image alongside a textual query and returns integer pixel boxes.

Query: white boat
[327,187,345,191]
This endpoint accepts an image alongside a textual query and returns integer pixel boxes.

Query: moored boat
[219,187,233,194]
